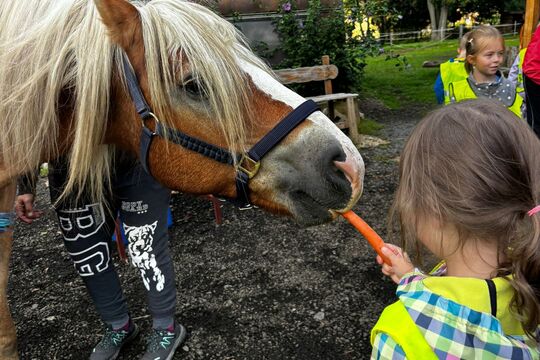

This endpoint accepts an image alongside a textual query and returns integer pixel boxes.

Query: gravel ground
[8,99,433,359]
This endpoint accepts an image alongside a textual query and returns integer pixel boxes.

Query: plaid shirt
[371,266,539,359]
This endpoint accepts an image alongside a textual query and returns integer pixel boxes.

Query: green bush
[273,0,380,95]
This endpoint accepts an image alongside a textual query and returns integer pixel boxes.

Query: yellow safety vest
[448,78,523,118]
[371,275,529,359]
[371,301,437,359]
[440,58,468,105]
[517,48,527,94]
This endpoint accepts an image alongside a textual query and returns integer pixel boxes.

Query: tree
[427,0,510,41]
[427,0,451,40]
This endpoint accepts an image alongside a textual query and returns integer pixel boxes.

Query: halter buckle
[237,154,260,179]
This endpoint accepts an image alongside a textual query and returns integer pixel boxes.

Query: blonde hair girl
[447,26,523,118]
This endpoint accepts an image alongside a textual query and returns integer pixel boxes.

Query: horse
[0,0,365,357]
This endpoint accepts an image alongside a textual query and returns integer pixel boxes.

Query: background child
[433,31,470,105]
[371,100,540,359]
[448,25,523,118]
[508,47,528,118]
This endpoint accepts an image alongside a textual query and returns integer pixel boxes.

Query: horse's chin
[287,192,346,227]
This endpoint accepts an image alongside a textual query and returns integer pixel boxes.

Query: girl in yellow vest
[448,25,523,118]
[371,100,540,359]
[434,31,470,105]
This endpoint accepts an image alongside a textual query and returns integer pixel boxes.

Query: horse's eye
[182,77,204,97]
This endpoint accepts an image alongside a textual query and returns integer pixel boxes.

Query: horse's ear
[94,0,142,53]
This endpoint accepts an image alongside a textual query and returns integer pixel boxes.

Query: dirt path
[8,100,432,359]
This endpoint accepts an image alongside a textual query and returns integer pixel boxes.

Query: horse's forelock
[136,0,270,154]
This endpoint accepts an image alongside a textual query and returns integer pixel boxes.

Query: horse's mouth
[288,190,349,226]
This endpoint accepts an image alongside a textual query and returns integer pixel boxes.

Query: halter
[122,55,319,209]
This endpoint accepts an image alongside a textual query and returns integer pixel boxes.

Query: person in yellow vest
[508,47,527,94]
[370,100,540,359]
[433,32,470,104]
[508,47,527,118]
[447,25,523,118]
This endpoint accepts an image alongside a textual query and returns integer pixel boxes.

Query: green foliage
[384,51,411,71]
[344,0,401,35]
[358,117,384,135]
[273,0,381,94]
[454,0,506,23]
[39,163,48,177]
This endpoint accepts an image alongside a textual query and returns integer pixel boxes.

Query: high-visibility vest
[371,275,530,359]
[441,58,468,105]
[371,301,438,359]
[448,78,523,118]
[517,48,527,94]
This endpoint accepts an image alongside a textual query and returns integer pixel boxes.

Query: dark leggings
[48,157,176,325]
[524,74,540,137]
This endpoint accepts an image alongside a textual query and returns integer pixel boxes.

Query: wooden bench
[274,55,361,143]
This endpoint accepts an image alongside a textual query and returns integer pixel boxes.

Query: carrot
[341,210,391,265]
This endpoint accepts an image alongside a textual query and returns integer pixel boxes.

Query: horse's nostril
[328,144,347,163]
[334,158,359,187]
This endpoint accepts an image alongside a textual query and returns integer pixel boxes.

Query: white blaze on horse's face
[241,61,365,224]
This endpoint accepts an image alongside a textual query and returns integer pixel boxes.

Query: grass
[358,117,384,135]
[359,36,520,110]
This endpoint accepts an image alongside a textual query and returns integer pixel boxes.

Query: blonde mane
[0,0,268,201]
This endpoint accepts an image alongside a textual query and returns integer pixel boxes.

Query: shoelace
[146,329,175,352]
[98,328,129,349]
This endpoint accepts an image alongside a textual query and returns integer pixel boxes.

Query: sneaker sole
[164,324,187,360]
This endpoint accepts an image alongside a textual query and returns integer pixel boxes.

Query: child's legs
[116,164,176,326]
[48,159,129,326]
[524,75,540,137]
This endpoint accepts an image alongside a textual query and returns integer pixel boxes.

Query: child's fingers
[376,255,383,265]
[381,263,393,276]
[383,244,403,256]
[381,246,403,264]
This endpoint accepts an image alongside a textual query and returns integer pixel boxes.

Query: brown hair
[391,99,540,337]
[465,25,504,73]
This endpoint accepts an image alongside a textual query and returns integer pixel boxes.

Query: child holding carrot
[370,100,540,359]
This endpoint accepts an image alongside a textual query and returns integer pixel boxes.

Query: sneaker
[141,321,187,360]
[89,321,139,360]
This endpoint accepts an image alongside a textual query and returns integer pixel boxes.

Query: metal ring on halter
[142,112,161,128]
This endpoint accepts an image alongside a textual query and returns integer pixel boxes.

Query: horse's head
[96,0,364,226]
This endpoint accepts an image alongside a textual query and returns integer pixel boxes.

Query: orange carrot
[341,210,391,265]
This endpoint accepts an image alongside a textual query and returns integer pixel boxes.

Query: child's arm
[433,73,444,104]
[371,332,407,360]
[376,244,414,284]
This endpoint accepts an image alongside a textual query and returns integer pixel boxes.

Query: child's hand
[376,244,414,284]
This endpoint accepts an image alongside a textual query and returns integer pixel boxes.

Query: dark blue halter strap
[247,99,318,162]
[123,56,153,121]
[155,123,235,165]
[122,54,319,208]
